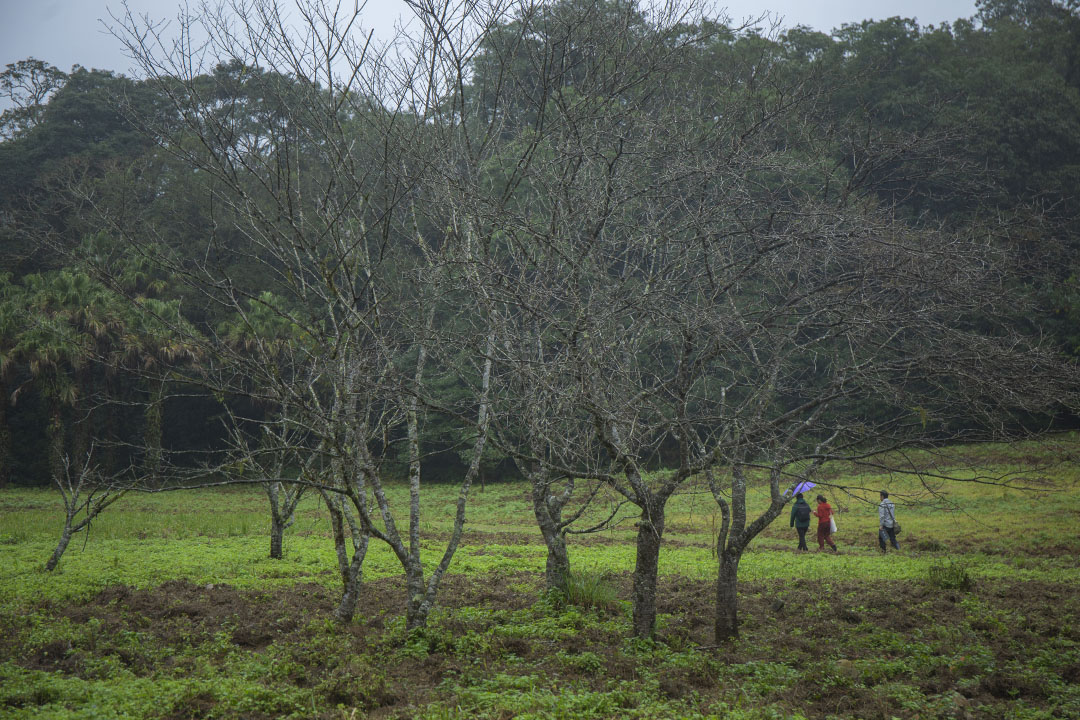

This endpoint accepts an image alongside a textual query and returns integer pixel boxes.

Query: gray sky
[2,0,980,80]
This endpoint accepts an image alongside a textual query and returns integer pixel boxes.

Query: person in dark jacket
[789,492,811,551]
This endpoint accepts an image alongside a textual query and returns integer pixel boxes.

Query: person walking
[789,492,812,551]
[813,494,837,552]
[878,490,900,552]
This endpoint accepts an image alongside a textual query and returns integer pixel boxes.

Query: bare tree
[451,0,1078,642]
[441,0,730,637]
[422,0,724,615]
[221,402,311,559]
[107,0,507,629]
[45,448,135,571]
[96,0,1075,645]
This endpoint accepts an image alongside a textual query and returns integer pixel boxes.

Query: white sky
[1,0,980,80]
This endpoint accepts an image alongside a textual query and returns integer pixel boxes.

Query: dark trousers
[817,524,835,550]
[795,526,808,550]
[879,526,899,551]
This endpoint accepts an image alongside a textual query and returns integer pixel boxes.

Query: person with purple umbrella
[789,492,812,551]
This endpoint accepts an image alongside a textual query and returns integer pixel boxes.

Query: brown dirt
[6,573,1078,719]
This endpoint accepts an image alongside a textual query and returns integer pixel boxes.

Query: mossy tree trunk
[630,497,667,639]
[528,466,571,590]
[709,464,801,642]
[322,488,369,623]
[144,380,164,489]
[0,377,10,488]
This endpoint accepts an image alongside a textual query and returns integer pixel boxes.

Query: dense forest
[4,0,1076,488]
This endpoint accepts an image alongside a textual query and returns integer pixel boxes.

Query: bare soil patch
[8,573,1078,719]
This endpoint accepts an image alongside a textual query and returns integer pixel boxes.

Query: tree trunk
[323,489,369,623]
[334,556,364,623]
[268,482,284,559]
[531,477,570,590]
[45,518,74,571]
[544,532,570,590]
[269,513,284,560]
[0,377,10,488]
[144,381,164,489]
[335,507,369,624]
[333,524,369,624]
[404,332,428,632]
[714,550,741,642]
[48,400,64,485]
[400,328,492,633]
[404,560,429,631]
[631,501,666,639]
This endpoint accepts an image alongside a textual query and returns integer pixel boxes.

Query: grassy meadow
[1,435,1079,719]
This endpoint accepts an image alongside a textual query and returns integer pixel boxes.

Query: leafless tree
[108,0,507,630]
[101,0,1076,645]
[45,448,136,571]
[421,0,727,610]
[438,0,728,638]
[489,307,625,589]
[448,0,1078,642]
[221,401,312,559]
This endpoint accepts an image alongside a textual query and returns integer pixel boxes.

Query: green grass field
[1,435,1078,719]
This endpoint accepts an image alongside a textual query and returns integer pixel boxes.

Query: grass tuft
[927,559,974,591]
[918,538,947,552]
[554,570,620,613]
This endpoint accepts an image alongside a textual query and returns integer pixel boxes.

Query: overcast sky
[2,0,980,80]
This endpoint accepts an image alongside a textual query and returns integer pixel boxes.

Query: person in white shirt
[878,490,900,552]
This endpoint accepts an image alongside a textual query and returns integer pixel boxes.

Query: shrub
[918,538,947,552]
[554,570,619,613]
[927,561,973,591]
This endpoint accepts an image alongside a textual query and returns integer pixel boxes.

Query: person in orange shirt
[813,494,838,552]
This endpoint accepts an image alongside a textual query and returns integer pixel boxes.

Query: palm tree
[23,270,125,469]
[122,297,203,488]
[77,232,184,479]
[0,274,25,487]
[13,312,89,486]
[15,269,137,571]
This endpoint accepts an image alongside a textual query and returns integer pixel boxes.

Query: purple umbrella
[791,480,816,495]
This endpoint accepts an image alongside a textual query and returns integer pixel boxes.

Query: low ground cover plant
[1,436,1078,719]
[928,561,975,592]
